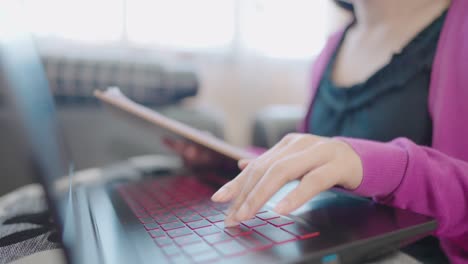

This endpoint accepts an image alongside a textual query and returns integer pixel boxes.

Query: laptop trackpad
[265,181,338,215]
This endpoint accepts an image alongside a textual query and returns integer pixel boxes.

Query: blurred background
[0,0,351,195]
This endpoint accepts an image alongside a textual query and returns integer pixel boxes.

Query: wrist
[335,137,408,198]
[334,139,363,190]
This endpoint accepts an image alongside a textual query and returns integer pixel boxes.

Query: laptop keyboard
[117,176,320,263]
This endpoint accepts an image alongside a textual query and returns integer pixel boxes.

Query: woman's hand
[211,133,364,226]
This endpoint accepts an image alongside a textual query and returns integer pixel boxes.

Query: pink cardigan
[301,0,468,262]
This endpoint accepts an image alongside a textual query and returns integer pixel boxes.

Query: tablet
[94,88,255,161]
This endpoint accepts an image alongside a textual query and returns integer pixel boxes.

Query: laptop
[0,2,436,264]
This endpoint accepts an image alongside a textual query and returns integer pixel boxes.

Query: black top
[309,11,447,146]
[310,11,450,263]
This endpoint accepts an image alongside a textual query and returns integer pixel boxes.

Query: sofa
[0,54,224,196]
[251,105,306,149]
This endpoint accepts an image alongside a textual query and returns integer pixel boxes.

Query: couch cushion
[252,105,305,148]
[40,55,198,106]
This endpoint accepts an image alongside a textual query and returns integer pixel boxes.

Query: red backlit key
[192,204,211,212]
[135,211,149,218]
[139,217,154,224]
[203,232,233,244]
[224,225,252,237]
[199,209,222,218]
[148,229,165,238]
[167,227,193,238]
[148,208,166,216]
[267,216,294,227]
[161,244,181,257]
[161,221,185,231]
[195,226,221,236]
[173,209,197,217]
[154,215,179,225]
[154,236,173,247]
[180,214,203,223]
[206,214,225,223]
[214,240,247,256]
[236,232,273,250]
[187,219,212,229]
[168,254,191,263]
[254,224,297,244]
[242,218,267,228]
[281,223,320,239]
[256,211,280,221]
[173,234,203,246]
[214,222,225,229]
[144,222,159,230]
[192,251,220,263]
[182,242,212,256]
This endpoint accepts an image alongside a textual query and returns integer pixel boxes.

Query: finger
[162,137,173,147]
[213,136,293,205]
[224,137,317,225]
[224,146,295,225]
[274,164,338,215]
[224,164,269,225]
[218,134,316,226]
[211,176,247,202]
[211,163,256,204]
[162,137,182,152]
[197,147,214,165]
[234,145,331,221]
[184,144,198,161]
[238,159,252,170]
[212,161,257,204]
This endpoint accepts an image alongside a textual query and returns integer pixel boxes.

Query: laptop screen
[0,0,74,249]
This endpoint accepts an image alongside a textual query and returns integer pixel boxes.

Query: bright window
[22,0,329,58]
[240,0,328,59]
[22,0,124,43]
[126,0,236,51]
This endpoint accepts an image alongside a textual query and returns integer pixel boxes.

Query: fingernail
[275,199,290,215]
[211,187,229,201]
[224,218,240,227]
[238,159,248,167]
[236,203,250,220]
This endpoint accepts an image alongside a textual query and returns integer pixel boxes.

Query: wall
[188,4,352,146]
[191,57,311,146]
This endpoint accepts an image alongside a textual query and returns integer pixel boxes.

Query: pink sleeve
[340,137,468,243]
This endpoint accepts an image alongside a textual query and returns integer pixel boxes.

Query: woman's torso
[309,11,447,145]
[308,10,449,264]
